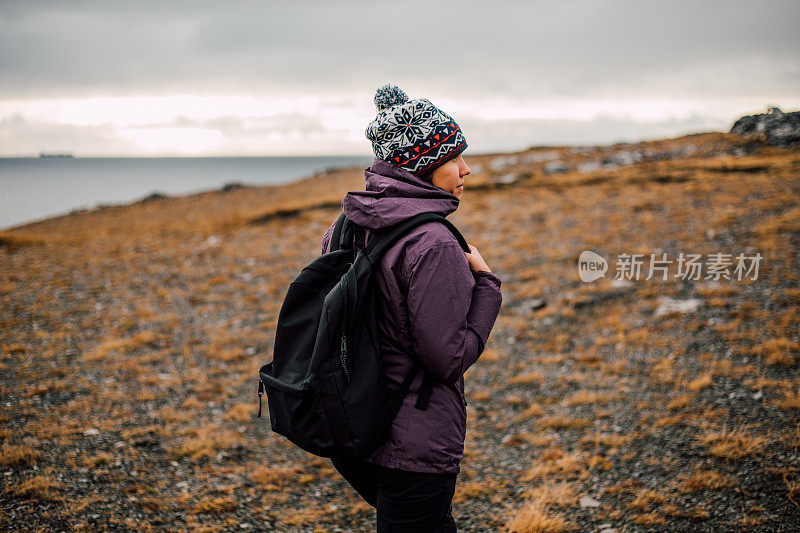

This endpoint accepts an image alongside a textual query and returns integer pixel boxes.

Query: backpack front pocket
[261,370,336,457]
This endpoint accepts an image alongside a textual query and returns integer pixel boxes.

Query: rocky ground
[1,132,798,532]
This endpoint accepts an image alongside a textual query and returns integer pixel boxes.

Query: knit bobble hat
[365,84,468,178]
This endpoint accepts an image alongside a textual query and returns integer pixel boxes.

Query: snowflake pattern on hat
[365,85,468,177]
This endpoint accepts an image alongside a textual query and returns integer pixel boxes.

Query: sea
[0,155,375,230]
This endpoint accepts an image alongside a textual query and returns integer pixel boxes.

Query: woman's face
[430,154,470,200]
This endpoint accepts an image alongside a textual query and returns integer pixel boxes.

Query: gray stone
[544,161,569,175]
[580,495,601,507]
[731,106,800,146]
[654,297,703,317]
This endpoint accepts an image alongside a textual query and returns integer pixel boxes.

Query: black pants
[331,456,458,532]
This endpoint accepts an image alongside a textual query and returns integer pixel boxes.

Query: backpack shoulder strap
[364,212,469,263]
[329,212,348,252]
[360,212,470,412]
[330,211,361,253]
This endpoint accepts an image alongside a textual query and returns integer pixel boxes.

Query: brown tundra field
[1,132,799,532]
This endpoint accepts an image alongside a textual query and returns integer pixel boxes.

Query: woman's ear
[418,170,434,182]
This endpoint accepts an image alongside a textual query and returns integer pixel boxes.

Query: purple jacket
[321,158,502,474]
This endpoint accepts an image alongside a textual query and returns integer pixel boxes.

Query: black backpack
[257,211,470,460]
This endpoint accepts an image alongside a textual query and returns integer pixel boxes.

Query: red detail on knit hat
[416,139,467,173]
[414,146,419,152]
[434,134,440,140]
[449,123,454,127]
[396,125,462,166]
[394,156,400,162]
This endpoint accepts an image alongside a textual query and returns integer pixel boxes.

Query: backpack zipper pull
[257,379,264,418]
[340,334,351,383]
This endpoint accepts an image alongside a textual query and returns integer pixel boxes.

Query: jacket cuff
[465,272,503,349]
[473,269,502,288]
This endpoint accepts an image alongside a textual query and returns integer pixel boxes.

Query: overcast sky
[0,0,798,156]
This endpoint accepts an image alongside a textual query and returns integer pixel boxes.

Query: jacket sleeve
[321,222,335,255]
[405,241,503,384]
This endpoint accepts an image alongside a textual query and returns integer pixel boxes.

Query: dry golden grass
[531,355,568,368]
[736,514,766,530]
[675,467,733,492]
[504,394,527,406]
[469,389,492,402]
[696,425,768,461]
[627,488,668,511]
[521,482,579,507]
[653,412,696,427]
[453,479,504,503]
[784,470,800,510]
[346,498,374,516]
[649,355,677,383]
[193,497,238,514]
[0,231,47,251]
[631,511,669,526]
[504,499,579,532]
[5,344,27,355]
[687,372,714,391]
[750,338,800,367]
[776,385,800,409]
[225,403,253,422]
[523,432,558,448]
[166,424,243,461]
[561,390,617,406]
[80,452,113,468]
[521,448,587,482]
[479,348,502,362]
[279,505,329,527]
[537,416,591,430]
[502,431,538,447]
[510,371,545,385]
[249,464,303,491]
[2,133,798,530]
[63,494,104,517]
[515,402,545,421]
[666,393,695,410]
[662,502,712,521]
[0,444,41,466]
[5,472,65,501]
[586,454,613,471]
[83,330,159,362]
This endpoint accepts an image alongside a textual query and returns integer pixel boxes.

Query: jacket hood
[341,158,459,230]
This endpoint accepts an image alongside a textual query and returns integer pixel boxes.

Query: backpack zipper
[257,379,264,418]
[340,334,351,383]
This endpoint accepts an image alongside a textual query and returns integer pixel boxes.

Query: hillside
[1,132,799,532]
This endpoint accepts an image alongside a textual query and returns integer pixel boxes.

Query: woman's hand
[465,244,492,273]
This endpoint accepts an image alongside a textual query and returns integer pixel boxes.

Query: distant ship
[39,152,74,158]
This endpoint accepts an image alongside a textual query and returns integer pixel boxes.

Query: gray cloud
[1,0,798,99]
[0,113,130,155]
[1,0,798,155]
[461,113,730,154]
[0,110,734,157]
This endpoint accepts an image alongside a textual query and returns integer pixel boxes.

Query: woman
[321,84,502,532]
